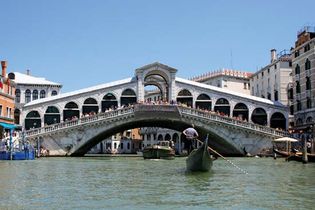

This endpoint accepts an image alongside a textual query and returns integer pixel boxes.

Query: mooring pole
[302,138,308,164]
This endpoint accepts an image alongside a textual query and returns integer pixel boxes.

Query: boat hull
[186,138,212,172]
[143,146,175,159]
[0,150,35,160]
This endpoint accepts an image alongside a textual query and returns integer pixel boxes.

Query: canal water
[0,157,314,210]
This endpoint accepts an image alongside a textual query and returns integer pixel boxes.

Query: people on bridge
[182,124,199,155]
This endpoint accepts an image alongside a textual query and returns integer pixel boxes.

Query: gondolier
[183,124,199,154]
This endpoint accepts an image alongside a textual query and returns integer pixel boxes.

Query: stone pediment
[135,62,177,74]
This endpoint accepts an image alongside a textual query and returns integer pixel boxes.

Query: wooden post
[302,138,308,164]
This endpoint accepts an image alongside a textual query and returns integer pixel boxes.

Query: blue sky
[1,0,314,92]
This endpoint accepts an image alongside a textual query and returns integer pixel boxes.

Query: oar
[195,138,249,175]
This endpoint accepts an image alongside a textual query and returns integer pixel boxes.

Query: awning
[0,122,21,130]
[273,137,299,142]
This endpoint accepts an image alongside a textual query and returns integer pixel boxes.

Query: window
[274,91,278,101]
[40,90,46,99]
[15,89,21,103]
[25,89,31,103]
[305,59,311,70]
[295,65,300,74]
[33,90,38,100]
[243,83,247,89]
[267,68,270,73]
[307,97,312,109]
[296,81,301,93]
[306,77,311,90]
[289,62,292,67]
[267,92,271,100]
[304,43,310,52]
[297,100,302,111]
[261,72,264,77]
[51,90,58,96]
[120,143,124,149]
[295,50,300,58]
[274,64,277,69]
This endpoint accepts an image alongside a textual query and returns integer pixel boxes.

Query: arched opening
[63,102,80,121]
[52,90,58,96]
[233,103,249,121]
[44,106,60,125]
[158,134,163,140]
[177,89,193,107]
[82,98,99,115]
[25,89,31,103]
[144,84,162,103]
[214,98,230,116]
[120,89,137,107]
[195,94,212,110]
[306,116,313,124]
[25,111,41,130]
[296,118,303,126]
[102,93,118,111]
[144,74,168,102]
[251,108,267,126]
[270,112,286,130]
[40,90,46,99]
[14,109,20,125]
[165,133,171,141]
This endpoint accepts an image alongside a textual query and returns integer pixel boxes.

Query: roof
[176,77,285,107]
[25,77,135,107]
[191,69,252,82]
[12,72,62,86]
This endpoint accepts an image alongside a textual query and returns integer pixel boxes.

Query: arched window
[40,90,46,99]
[296,81,301,93]
[44,106,60,125]
[82,97,99,115]
[306,116,313,124]
[63,101,80,121]
[297,100,302,111]
[295,64,300,75]
[251,108,267,126]
[165,134,171,141]
[233,103,249,121]
[306,77,311,90]
[15,89,21,103]
[296,118,303,126]
[305,59,311,70]
[102,93,118,111]
[307,97,312,109]
[32,90,38,100]
[25,110,41,130]
[121,89,137,107]
[195,94,211,110]
[25,89,31,103]
[214,98,230,116]
[51,90,58,96]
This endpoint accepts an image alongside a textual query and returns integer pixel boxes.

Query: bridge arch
[270,112,286,130]
[195,93,212,110]
[177,89,193,107]
[158,134,163,140]
[82,97,99,115]
[102,93,118,111]
[165,133,171,141]
[25,111,41,130]
[44,106,60,125]
[63,101,80,121]
[121,88,137,107]
[251,107,267,126]
[214,98,230,116]
[233,103,249,121]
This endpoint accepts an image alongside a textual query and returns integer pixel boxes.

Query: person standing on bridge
[182,124,199,154]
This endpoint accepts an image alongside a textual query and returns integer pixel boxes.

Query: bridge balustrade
[24,104,286,139]
[178,106,286,136]
[25,106,135,138]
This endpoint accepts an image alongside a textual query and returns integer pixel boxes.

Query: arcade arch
[270,112,286,130]
[121,89,137,107]
[177,89,193,107]
[214,98,230,116]
[102,93,118,111]
[63,102,80,121]
[251,108,267,126]
[233,103,249,121]
[82,98,98,115]
[44,106,61,125]
[25,111,41,130]
[195,94,212,110]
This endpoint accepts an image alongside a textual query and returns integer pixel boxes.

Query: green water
[0,157,314,210]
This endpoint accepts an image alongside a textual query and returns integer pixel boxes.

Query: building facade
[191,69,252,95]
[9,71,62,125]
[0,61,16,125]
[291,27,315,131]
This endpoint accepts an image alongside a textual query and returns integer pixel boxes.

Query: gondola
[186,135,212,172]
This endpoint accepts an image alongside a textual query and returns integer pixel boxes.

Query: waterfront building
[191,69,252,95]
[250,49,293,127]
[0,61,16,125]
[291,26,315,132]
[9,70,62,125]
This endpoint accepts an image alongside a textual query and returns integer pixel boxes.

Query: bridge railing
[25,106,135,137]
[178,106,287,136]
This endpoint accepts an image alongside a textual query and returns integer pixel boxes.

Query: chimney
[1,61,7,77]
[26,69,30,75]
[271,49,277,63]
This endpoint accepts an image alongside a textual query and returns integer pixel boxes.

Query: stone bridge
[25,104,286,156]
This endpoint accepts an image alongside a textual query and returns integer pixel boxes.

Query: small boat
[186,135,212,172]
[287,153,315,163]
[142,141,175,159]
